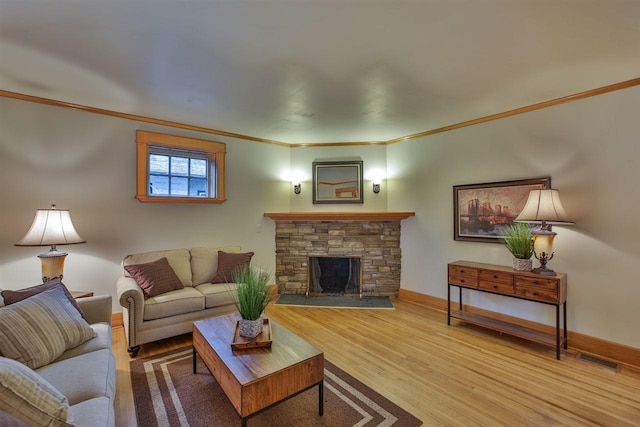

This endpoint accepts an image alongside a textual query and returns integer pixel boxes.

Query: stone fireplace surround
[264,212,415,297]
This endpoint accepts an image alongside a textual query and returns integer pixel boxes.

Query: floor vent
[576,353,621,371]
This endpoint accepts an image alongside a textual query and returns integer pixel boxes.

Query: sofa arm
[116,276,145,328]
[76,295,113,325]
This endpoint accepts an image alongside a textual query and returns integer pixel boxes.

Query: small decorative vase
[238,317,263,338]
[513,258,533,271]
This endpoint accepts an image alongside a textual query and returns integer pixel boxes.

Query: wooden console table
[447,261,567,360]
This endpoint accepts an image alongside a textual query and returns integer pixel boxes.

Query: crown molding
[2,77,639,147]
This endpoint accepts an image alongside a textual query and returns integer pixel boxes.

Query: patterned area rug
[275,294,394,309]
[130,346,421,427]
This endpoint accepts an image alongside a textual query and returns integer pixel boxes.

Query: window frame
[136,130,226,204]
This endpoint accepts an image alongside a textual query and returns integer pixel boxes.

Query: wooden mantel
[263,212,415,221]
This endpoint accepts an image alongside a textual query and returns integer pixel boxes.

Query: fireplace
[264,212,415,297]
[308,256,361,296]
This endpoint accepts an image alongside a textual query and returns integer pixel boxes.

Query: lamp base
[38,250,68,282]
[532,267,557,276]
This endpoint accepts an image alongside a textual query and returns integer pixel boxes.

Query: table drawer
[448,265,478,287]
[514,285,559,303]
[478,280,514,294]
[479,270,514,285]
[515,276,559,291]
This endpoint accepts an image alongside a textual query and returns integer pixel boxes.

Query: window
[136,130,226,203]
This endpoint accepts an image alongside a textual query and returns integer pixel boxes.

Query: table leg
[556,305,561,360]
[447,285,451,325]
[193,347,196,374]
[319,380,324,416]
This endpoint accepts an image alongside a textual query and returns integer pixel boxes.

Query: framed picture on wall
[453,177,551,243]
[312,160,364,204]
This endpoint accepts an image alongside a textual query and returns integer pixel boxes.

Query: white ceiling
[1,0,639,144]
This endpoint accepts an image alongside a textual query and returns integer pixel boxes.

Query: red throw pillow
[124,257,184,298]
[1,278,86,319]
[211,251,254,283]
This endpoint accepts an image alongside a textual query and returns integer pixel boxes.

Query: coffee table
[193,313,324,426]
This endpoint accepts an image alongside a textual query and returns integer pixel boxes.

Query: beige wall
[389,85,640,348]
[289,144,388,212]
[2,85,639,350]
[0,97,291,312]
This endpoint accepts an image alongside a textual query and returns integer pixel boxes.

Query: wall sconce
[369,169,385,194]
[515,189,574,276]
[15,204,86,282]
[293,183,301,194]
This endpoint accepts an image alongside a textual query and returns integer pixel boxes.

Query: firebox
[308,256,361,296]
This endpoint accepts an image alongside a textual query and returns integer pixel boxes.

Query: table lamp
[515,189,574,276]
[15,204,86,282]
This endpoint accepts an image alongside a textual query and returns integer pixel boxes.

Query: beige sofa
[116,247,243,356]
[0,293,115,426]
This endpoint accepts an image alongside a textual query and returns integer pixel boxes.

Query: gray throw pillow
[0,283,96,369]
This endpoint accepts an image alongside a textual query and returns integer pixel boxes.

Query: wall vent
[576,353,621,371]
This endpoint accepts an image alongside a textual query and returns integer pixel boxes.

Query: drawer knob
[461,279,465,283]
[460,269,465,273]
[493,275,498,279]
[533,281,540,285]
[493,285,498,289]
[533,291,539,296]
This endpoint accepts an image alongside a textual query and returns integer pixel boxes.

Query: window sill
[135,195,226,204]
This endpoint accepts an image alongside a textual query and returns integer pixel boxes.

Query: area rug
[275,294,394,309]
[130,347,421,427]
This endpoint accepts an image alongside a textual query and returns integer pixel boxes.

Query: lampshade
[515,189,574,228]
[16,205,85,247]
[515,189,573,276]
[16,205,85,282]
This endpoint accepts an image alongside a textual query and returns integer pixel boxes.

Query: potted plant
[499,222,534,271]
[230,264,274,338]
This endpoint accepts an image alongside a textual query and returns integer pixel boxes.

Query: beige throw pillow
[0,284,96,370]
[124,257,184,298]
[0,357,73,427]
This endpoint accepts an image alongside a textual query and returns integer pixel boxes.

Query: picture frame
[453,177,551,243]
[312,160,364,204]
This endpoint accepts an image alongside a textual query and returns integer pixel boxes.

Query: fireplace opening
[308,256,361,295]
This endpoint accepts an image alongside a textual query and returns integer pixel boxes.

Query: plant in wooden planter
[499,222,534,271]
[229,264,274,338]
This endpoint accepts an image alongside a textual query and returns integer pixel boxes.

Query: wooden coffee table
[193,313,324,426]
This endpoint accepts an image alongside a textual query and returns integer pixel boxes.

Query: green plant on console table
[500,222,534,260]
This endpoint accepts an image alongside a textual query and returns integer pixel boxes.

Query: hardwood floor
[114,299,640,426]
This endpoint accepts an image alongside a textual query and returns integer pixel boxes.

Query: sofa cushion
[190,246,242,286]
[1,278,86,319]
[125,257,184,298]
[195,283,237,309]
[70,396,114,427]
[211,251,254,283]
[124,248,192,286]
[143,287,205,321]
[36,348,115,407]
[0,284,96,369]
[0,356,74,427]
[53,323,111,363]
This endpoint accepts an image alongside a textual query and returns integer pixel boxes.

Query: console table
[447,260,567,360]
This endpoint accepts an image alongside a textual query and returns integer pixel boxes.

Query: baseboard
[398,288,640,370]
[111,311,123,329]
